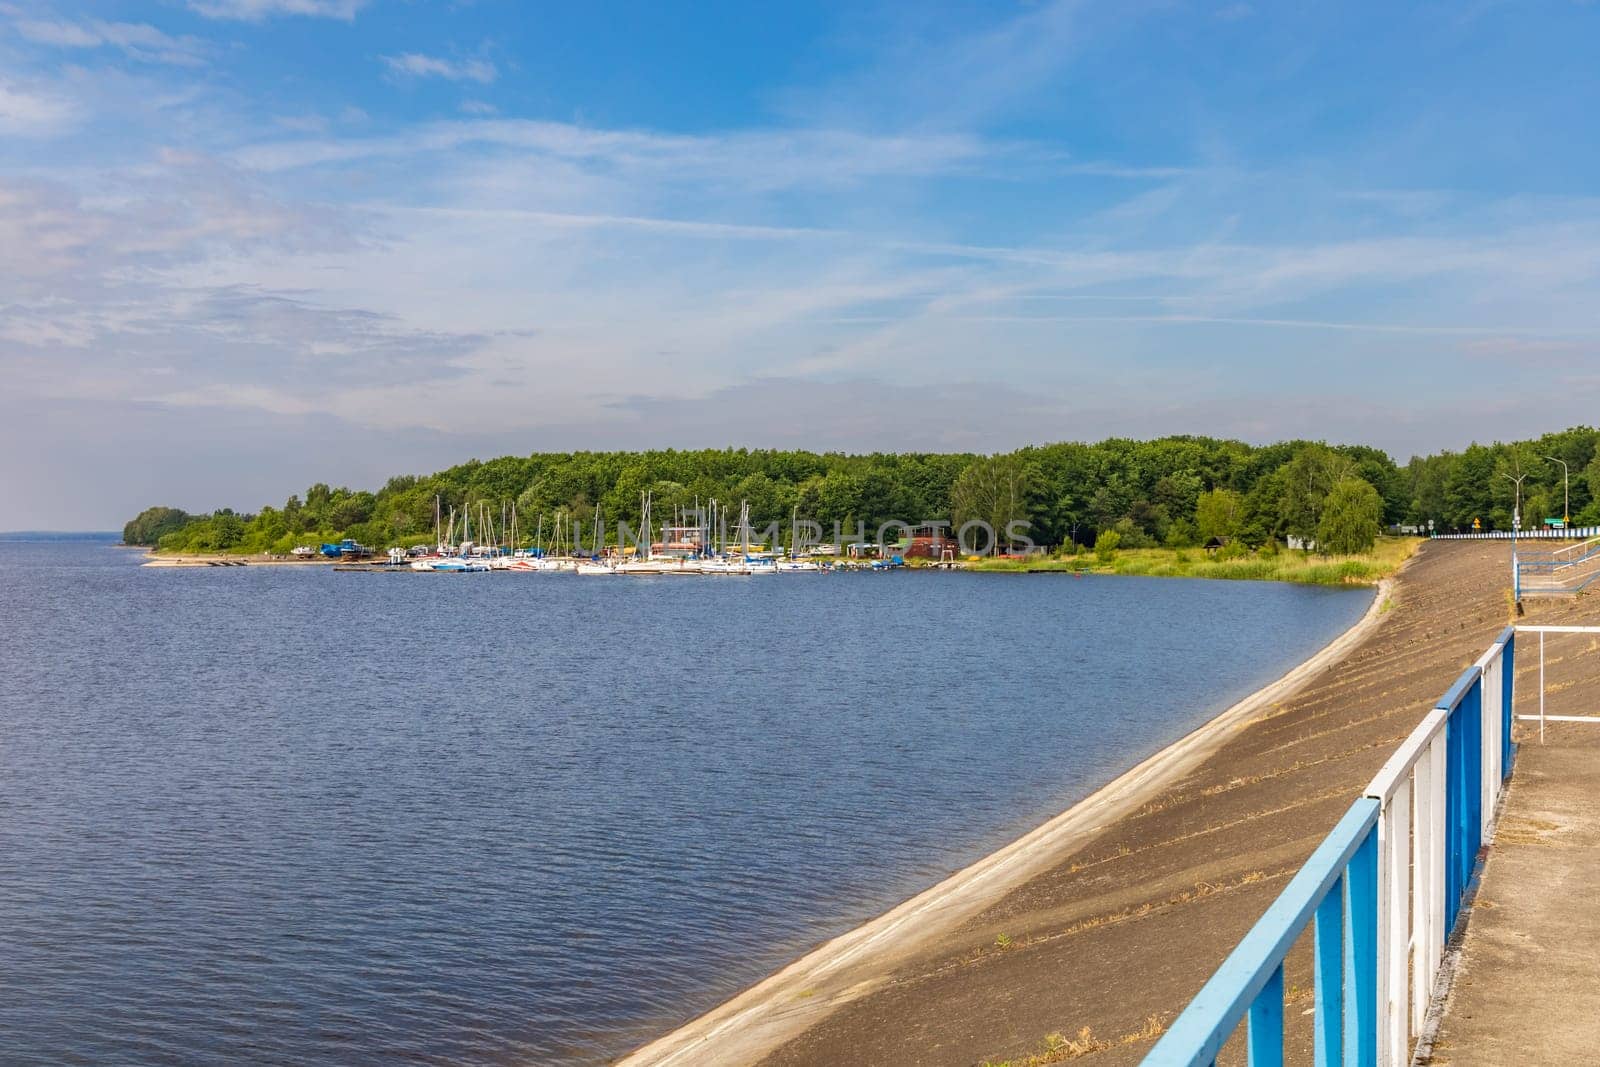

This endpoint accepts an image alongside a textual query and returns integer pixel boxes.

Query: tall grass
[971,537,1419,586]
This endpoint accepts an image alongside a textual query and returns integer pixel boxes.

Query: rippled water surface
[0,538,1370,1064]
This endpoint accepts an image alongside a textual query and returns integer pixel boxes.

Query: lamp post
[1544,456,1570,529]
[1502,470,1528,607]
[1500,470,1528,529]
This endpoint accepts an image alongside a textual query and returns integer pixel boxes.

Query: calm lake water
[0,538,1370,1065]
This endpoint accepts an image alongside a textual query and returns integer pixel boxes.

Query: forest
[123,427,1600,557]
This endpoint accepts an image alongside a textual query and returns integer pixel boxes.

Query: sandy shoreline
[618,580,1389,1067]
[140,553,335,567]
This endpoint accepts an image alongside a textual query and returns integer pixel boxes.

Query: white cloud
[233,117,1008,193]
[14,18,209,66]
[187,0,366,21]
[381,53,498,84]
[0,158,351,299]
[0,80,76,136]
[459,99,497,115]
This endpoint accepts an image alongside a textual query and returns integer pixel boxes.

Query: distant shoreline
[139,552,334,567]
[131,542,1419,586]
[0,531,120,542]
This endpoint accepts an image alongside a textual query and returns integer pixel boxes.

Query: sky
[3,1,1599,529]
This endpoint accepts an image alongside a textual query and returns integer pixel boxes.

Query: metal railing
[1518,625,1600,739]
[1433,527,1600,540]
[1144,627,1515,1066]
[1517,539,1600,596]
[1515,536,1600,567]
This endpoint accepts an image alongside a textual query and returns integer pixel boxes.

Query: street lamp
[1501,469,1528,609]
[1499,470,1528,530]
[1544,456,1570,528]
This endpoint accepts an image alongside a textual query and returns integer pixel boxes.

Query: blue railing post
[1464,676,1483,863]
[1445,697,1462,931]
[1344,829,1378,1067]
[1313,882,1343,1066]
[1440,667,1482,937]
[1502,631,1516,779]
[1247,964,1284,1067]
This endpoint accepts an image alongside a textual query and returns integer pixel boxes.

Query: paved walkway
[1427,723,1600,1064]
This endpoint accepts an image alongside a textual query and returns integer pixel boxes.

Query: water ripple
[0,542,1367,1064]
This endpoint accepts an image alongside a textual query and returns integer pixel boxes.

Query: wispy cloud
[0,156,352,296]
[234,117,1013,190]
[187,0,366,21]
[381,53,497,85]
[0,79,76,136]
[783,0,1095,129]
[14,17,210,66]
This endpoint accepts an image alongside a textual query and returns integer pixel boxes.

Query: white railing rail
[1516,625,1600,740]
[1517,536,1600,574]
[1543,535,1600,562]
[1519,555,1600,595]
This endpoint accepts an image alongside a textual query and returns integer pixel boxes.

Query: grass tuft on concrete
[978,1015,1167,1065]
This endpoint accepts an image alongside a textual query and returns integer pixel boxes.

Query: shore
[138,541,1417,582]
[621,540,1522,1066]
[140,554,334,567]
[972,536,1420,586]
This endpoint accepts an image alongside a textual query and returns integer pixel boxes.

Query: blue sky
[3,1,1599,528]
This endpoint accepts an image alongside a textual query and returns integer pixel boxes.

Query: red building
[902,524,957,560]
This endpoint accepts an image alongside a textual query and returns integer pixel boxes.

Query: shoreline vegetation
[121,428,1600,561]
[972,535,1421,586]
[135,538,1423,587]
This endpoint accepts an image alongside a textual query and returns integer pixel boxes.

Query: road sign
[1545,518,1566,528]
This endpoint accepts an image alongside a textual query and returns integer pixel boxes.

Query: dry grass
[980,1015,1168,1066]
[975,536,1421,587]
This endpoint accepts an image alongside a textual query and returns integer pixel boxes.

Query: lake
[0,538,1369,1065]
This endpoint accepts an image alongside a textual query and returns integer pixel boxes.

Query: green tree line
[124,428,1600,555]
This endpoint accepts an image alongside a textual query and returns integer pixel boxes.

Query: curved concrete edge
[618,578,1393,1067]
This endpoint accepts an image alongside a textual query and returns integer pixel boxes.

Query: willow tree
[1317,476,1382,554]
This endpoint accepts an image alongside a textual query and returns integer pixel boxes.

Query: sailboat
[576,503,618,574]
[412,502,488,571]
[736,501,776,574]
[775,505,823,570]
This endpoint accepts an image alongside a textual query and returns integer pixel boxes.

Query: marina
[153,495,915,575]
